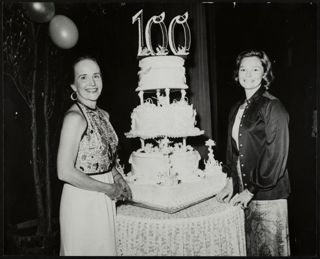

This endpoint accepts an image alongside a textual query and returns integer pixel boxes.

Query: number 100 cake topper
[132,9,191,57]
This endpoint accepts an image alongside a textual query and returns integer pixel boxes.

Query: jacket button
[239,133,242,137]
[240,144,243,147]
[241,164,244,167]
[244,183,247,186]
[240,154,244,157]
[240,124,243,127]
[243,173,246,176]
[243,114,246,118]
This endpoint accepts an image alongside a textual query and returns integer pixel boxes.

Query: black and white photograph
[2,0,319,256]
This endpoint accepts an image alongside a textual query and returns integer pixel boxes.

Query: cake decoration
[204,139,223,174]
[168,12,190,55]
[132,9,190,57]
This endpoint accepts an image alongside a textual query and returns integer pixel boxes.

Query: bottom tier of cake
[127,172,227,213]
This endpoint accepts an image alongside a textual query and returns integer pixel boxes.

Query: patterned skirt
[245,199,290,256]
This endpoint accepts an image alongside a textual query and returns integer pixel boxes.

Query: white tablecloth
[116,197,246,256]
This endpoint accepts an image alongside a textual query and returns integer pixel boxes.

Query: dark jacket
[224,87,290,200]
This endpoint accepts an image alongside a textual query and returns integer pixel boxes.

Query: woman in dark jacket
[216,50,290,256]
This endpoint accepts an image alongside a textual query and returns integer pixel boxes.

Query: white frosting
[204,158,223,175]
[126,100,204,139]
[128,147,201,185]
[127,174,227,212]
[137,56,188,91]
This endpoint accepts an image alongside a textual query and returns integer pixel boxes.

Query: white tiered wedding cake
[124,10,226,213]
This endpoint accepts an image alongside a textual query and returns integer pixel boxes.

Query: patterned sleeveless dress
[59,102,119,256]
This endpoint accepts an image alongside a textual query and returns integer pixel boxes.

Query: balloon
[49,15,79,49]
[23,2,55,23]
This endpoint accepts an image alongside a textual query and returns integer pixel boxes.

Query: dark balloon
[49,15,79,49]
[23,2,55,23]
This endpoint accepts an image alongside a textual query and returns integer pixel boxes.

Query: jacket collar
[245,86,266,105]
[230,86,267,125]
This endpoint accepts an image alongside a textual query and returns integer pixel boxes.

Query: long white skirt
[59,173,117,256]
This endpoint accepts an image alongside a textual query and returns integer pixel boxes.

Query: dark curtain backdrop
[188,2,213,159]
[189,3,212,139]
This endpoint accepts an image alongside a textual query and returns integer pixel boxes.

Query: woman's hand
[114,175,132,201]
[216,177,233,203]
[230,189,254,209]
[106,182,123,201]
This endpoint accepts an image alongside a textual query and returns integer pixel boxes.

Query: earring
[262,74,267,80]
[70,91,77,101]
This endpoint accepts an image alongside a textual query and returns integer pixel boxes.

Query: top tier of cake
[136,56,188,91]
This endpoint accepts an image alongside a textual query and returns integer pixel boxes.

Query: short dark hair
[233,50,274,89]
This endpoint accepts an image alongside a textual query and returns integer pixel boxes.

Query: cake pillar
[140,138,145,149]
[181,89,186,101]
[183,138,186,148]
[156,89,160,106]
[165,88,170,104]
[138,91,144,104]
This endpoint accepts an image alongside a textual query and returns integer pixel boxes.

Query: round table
[116,197,246,256]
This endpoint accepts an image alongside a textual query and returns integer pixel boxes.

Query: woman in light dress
[217,50,291,256]
[57,56,132,256]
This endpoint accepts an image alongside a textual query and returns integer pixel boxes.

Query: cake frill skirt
[59,173,117,256]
